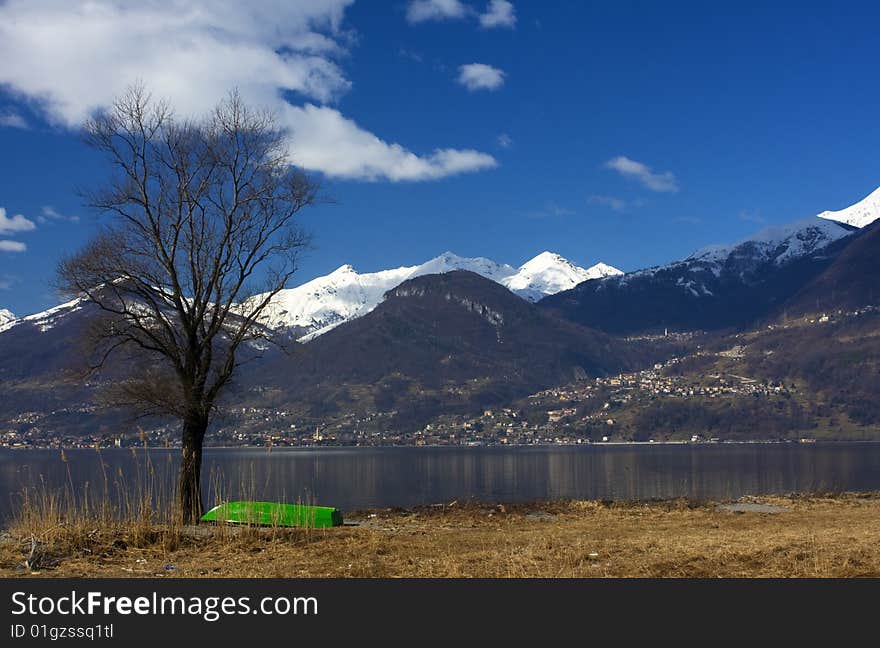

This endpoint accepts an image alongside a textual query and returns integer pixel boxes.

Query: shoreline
[4,438,880,451]
[3,492,879,578]
[2,488,878,532]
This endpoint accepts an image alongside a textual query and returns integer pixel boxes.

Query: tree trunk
[178,416,207,524]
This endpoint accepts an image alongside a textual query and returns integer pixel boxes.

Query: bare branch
[59,85,318,426]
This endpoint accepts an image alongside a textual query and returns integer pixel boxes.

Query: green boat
[201,501,343,528]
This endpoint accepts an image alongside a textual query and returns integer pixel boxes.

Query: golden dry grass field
[2,493,879,578]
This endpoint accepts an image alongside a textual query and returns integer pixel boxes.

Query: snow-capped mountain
[541,217,856,333]
[0,251,618,340]
[0,296,89,335]
[500,252,622,302]
[817,186,880,229]
[682,217,852,276]
[0,308,15,332]
[252,251,619,339]
[603,217,852,296]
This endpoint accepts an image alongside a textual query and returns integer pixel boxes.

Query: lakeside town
[0,356,794,449]
[3,306,877,450]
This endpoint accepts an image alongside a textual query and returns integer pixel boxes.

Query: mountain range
[249,251,621,340]
[0,250,620,342]
[539,186,880,333]
[539,217,857,333]
[233,270,643,432]
[1,184,879,443]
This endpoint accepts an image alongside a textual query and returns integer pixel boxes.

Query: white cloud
[281,104,497,181]
[589,195,627,212]
[406,0,469,24]
[0,111,28,129]
[0,241,27,253]
[479,1,516,29]
[0,208,37,235]
[0,1,354,126]
[604,156,679,193]
[407,0,516,29]
[39,205,80,224]
[0,1,496,182]
[496,133,513,148]
[457,63,505,91]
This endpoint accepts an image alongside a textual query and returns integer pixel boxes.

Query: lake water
[1,443,879,521]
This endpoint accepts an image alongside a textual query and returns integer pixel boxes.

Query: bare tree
[58,85,317,523]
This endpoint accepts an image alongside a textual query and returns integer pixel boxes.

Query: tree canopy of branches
[58,86,317,523]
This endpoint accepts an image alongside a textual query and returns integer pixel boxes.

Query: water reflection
[1,443,879,520]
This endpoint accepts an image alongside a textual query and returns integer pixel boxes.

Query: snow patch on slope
[817,186,880,229]
[613,217,853,298]
[688,218,851,266]
[16,297,86,332]
[0,308,15,332]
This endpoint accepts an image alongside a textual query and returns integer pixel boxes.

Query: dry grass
[3,493,879,578]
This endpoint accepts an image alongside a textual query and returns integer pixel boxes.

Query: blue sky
[1,0,879,316]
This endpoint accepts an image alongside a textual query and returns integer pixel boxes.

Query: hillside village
[0,346,793,449]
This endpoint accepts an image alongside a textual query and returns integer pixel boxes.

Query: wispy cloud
[0,110,27,129]
[0,240,27,253]
[38,205,79,224]
[528,202,575,219]
[457,63,505,91]
[406,0,469,24]
[0,1,496,183]
[479,1,516,29]
[0,207,36,235]
[398,48,424,63]
[738,208,765,224]
[0,277,12,290]
[496,133,513,148]
[674,216,702,225]
[407,1,517,29]
[604,156,679,193]
[588,195,627,212]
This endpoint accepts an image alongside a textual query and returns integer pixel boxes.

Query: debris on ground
[717,502,791,514]
[525,512,556,522]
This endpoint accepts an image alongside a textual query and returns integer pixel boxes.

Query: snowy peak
[253,252,522,336]
[253,263,413,334]
[0,297,89,334]
[583,262,625,281]
[416,252,516,282]
[253,251,617,338]
[518,251,570,271]
[502,252,622,302]
[330,264,357,276]
[817,186,880,229]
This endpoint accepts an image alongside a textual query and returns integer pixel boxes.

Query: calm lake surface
[2,443,879,521]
